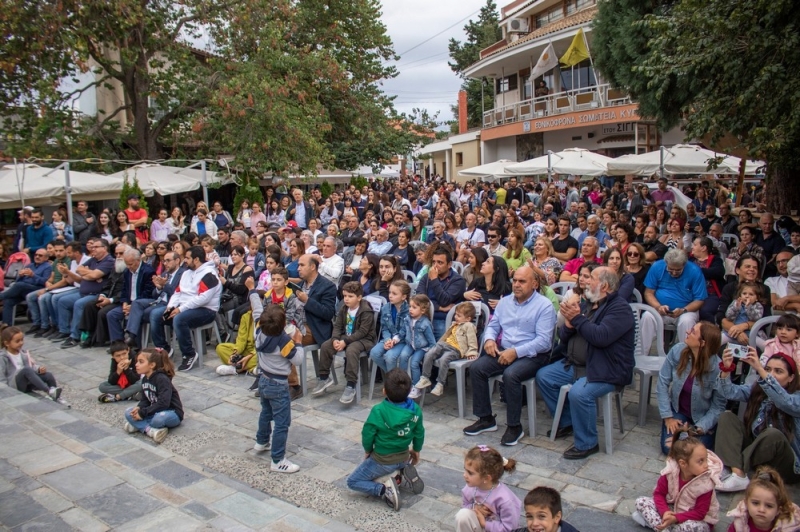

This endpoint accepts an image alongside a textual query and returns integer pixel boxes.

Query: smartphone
[729,343,748,359]
[288,282,303,292]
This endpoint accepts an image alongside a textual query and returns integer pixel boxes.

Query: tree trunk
[130,54,162,161]
[766,141,800,215]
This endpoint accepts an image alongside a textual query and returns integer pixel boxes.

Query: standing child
[0,325,63,402]
[347,368,425,511]
[513,486,580,532]
[124,349,183,443]
[456,445,521,532]
[369,280,410,373]
[632,429,722,531]
[311,281,377,405]
[250,303,304,473]
[726,466,800,532]
[415,301,478,398]
[723,282,765,345]
[399,294,436,399]
[98,340,142,402]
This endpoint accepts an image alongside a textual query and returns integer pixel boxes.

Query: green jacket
[362,398,425,461]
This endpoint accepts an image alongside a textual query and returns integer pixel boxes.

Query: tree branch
[59,74,113,102]
[87,104,131,134]
[168,0,248,42]
[85,40,125,81]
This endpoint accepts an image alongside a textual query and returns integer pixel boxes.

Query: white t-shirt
[766,275,789,298]
[457,227,486,247]
[7,352,22,371]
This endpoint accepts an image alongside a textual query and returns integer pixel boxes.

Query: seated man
[44,242,91,338]
[415,246,466,339]
[642,225,668,263]
[142,252,187,351]
[537,267,635,459]
[463,266,556,446]
[559,237,600,282]
[367,229,393,255]
[0,247,52,326]
[25,240,70,335]
[318,237,344,286]
[161,246,222,371]
[106,248,155,344]
[769,248,800,314]
[425,220,456,249]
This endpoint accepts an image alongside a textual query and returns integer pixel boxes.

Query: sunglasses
[626,252,640,258]
[487,234,498,239]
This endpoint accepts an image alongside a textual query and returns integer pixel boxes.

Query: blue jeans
[125,299,156,339]
[347,456,407,497]
[173,308,216,358]
[660,410,716,455]
[256,376,292,462]
[537,359,615,451]
[55,290,81,335]
[0,281,39,324]
[124,407,181,433]
[369,342,407,373]
[400,347,426,385]
[25,289,45,327]
[50,289,76,328]
[148,303,169,349]
[432,318,446,341]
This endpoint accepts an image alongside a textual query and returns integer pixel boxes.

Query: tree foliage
[119,175,149,213]
[592,0,800,212]
[448,0,502,130]
[0,0,420,176]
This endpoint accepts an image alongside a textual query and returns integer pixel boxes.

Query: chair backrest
[722,233,740,247]
[451,261,465,275]
[749,315,781,349]
[630,303,666,357]
[632,288,642,304]
[444,301,489,331]
[401,269,416,283]
[550,282,575,299]
[363,294,387,314]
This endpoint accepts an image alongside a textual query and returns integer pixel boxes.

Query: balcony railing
[483,83,632,129]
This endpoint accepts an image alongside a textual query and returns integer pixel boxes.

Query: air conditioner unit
[508,18,529,33]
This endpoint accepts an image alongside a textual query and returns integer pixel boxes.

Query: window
[519,68,532,100]
[559,60,597,91]
[455,152,464,167]
[567,0,595,14]
[535,5,563,28]
[496,74,518,94]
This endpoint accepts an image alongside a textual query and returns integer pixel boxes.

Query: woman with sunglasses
[623,242,650,297]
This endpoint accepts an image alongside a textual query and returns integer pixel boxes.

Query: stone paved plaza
[3,334,799,531]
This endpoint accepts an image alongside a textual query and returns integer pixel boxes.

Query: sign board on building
[602,123,633,135]
[523,121,531,132]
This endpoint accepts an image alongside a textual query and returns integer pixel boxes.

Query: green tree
[593,0,800,212]
[118,174,149,213]
[448,0,502,130]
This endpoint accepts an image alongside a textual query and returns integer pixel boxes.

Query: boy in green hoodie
[347,368,425,511]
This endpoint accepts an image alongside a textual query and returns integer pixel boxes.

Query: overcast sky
[379,0,494,126]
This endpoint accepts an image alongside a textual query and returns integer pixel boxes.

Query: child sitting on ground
[98,340,142,402]
[0,325,63,403]
[415,301,478,398]
[633,428,722,531]
[250,302,304,473]
[311,281,377,405]
[124,348,183,443]
[513,486,580,532]
[455,445,520,532]
[726,466,800,532]
[723,282,765,345]
[346,368,425,511]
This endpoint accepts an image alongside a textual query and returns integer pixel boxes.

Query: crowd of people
[3,172,800,530]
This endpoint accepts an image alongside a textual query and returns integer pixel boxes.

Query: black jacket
[341,228,365,247]
[106,351,140,388]
[138,370,184,420]
[302,274,337,343]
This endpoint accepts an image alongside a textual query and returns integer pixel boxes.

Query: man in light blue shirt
[577,214,608,248]
[367,229,393,255]
[463,265,556,446]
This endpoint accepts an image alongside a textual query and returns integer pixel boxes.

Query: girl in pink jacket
[759,315,800,369]
[633,429,722,531]
[726,466,800,532]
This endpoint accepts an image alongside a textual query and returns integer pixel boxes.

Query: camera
[729,343,748,359]
[230,353,243,367]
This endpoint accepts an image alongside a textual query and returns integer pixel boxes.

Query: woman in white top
[236,199,252,227]
[166,206,186,236]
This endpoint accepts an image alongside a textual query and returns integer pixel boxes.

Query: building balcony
[482,83,632,129]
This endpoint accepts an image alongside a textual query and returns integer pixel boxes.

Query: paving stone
[561,484,621,511]
[0,476,15,493]
[563,505,642,531]
[9,446,84,477]
[0,431,53,459]
[16,398,61,416]
[0,458,25,480]
[178,478,236,505]
[142,459,206,489]
[115,448,167,470]
[207,515,256,531]
[211,492,287,528]
[415,462,467,495]
[41,462,122,500]
[114,506,203,532]
[78,484,163,527]
[28,486,73,513]
[181,501,219,521]
[0,490,48,528]
[90,435,149,457]
[56,420,116,444]
[9,510,72,531]
[58,506,110,532]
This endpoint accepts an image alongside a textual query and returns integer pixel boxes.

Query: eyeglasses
[626,252,640,258]
[487,234,498,239]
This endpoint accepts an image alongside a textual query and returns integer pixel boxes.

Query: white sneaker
[415,376,432,389]
[631,510,648,528]
[254,441,271,452]
[408,387,421,399]
[717,473,749,492]
[382,479,400,511]
[123,421,137,434]
[430,382,445,396]
[48,386,62,401]
[271,458,300,473]
[216,365,237,376]
[147,427,168,443]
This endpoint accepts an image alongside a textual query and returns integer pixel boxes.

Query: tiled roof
[480,6,598,60]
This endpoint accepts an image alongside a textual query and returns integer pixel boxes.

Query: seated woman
[623,242,649,297]
[216,245,255,338]
[716,254,772,347]
[725,225,764,281]
[460,247,487,287]
[463,255,512,310]
[689,236,726,322]
[284,238,305,285]
[390,229,413,271]
[602,248,635,302]
[502,226,531,277]
[528,236,562,285]
[715,346,800,491]
[351,253,381,297]
[656,322,724,455]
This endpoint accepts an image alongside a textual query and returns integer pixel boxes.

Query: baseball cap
[127,193,140,200]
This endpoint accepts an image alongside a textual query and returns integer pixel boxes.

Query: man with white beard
[536,267,635,459]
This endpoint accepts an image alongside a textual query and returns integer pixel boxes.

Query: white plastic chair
[191,321,222,368]
[549,383,625,454]
[488,374,537,436]
[451,261,465,275]
[401,270,416,283]
[631,304,666,426]
[550,282,575,302]
[722,233,740,247]
[632,288,642,304]
[749,315,781,349]
[332,309,380,404]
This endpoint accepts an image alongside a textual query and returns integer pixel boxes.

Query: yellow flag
[559,28,591,67]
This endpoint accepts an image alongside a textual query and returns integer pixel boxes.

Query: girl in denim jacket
[399,294,436,397]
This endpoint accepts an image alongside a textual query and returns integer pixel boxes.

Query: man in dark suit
[340,216,365,248]
[106,247,156,344]
[124,251,186,349]
[297,254,337,347]
[285,187,315,229]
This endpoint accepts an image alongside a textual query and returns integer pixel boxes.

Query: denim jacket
[718,374,800,474]
[378,301,409,342]
[401,315,436,351]
[656,343,726,433]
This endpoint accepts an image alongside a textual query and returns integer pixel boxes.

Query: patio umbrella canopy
[108,163,232,196]
[607,144,764,176]
[505,148,613,177]
[457,159,516,181]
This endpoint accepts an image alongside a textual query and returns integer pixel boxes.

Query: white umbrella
[457,159,516,181]
[505,148,613,178]
[108,163,232,197]
[607,144,764,176]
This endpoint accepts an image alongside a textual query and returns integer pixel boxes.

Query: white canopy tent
[108,163,233,205]
[457,159,516,182]
[505,148,614,178]
[607,144,765,176]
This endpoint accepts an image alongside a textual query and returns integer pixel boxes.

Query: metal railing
[482,83,632,129]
